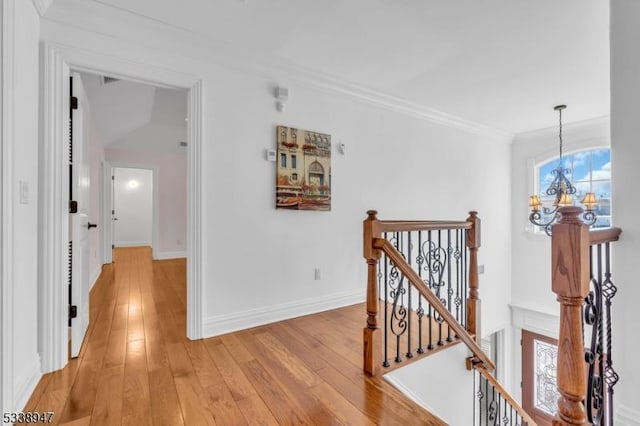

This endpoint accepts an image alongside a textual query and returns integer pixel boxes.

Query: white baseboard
[154,250,186,260]
[12,354,41,412]
[90,265,102,291]
[617,405,640,426]
[203,290,365,337]
[113,241,151,247]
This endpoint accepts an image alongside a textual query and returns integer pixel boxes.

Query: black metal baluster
[597,244,605,424]
[447,229,453,342]
[455,229,462,334]
[485,374,488,426]
[394,232,402,363]
[427,230,434,350]
[417,231,424,354]
[437,229,444,346]
[463,229,468,328]
[382,232,389,368]
[406,231,413,359]
[473,369,477,426]
[603,241,618,426]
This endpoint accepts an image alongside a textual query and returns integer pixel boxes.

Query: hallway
[22,247,443,425]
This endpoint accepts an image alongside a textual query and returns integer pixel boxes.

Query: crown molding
[41,0,512,141]
[31,0,54,17]
[513,115,610,144]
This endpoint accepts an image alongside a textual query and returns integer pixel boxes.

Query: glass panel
[535,148,612,231]
[534,339,559,416]
[567,151,590,181]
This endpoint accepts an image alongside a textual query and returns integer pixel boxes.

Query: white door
[70,72,91,358]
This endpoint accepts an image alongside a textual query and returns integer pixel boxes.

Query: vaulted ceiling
[80,72,187,153]
[51,0,610,134]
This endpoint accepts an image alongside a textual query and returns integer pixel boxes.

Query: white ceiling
[60,0,610,134]
[80,72,187,152]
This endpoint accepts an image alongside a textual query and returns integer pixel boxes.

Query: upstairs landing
[23,247,446,425]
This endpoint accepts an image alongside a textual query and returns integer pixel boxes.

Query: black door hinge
[70,96,78,110]
[69,200,78,213]
[69,305,78,319]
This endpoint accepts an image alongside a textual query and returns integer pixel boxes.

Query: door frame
[40,43,203,372]
[106,164,159,259]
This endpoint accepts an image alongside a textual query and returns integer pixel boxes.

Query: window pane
[567,151,589,182]
[534,339,559,416]
[535,148,611,230]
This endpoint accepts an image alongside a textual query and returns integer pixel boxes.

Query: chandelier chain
[558,107,563,162]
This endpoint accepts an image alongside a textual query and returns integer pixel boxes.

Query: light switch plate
[19,181,29,204]
[266,149,276,162]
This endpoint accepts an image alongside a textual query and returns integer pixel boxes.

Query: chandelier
[528,105,597,235]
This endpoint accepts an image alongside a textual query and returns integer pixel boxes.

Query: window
[280,153,287,168]
[291,173,298,181]
[536,148,611,229]
[292,155,297,169]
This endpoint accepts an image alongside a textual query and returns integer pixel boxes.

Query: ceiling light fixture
[528,105,597,235]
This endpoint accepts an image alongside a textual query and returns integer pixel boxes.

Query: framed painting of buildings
[276,125,331,211]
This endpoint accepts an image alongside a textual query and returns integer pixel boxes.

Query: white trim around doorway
[40,43,203,373]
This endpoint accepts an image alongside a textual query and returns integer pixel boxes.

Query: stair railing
[551,206,622,425]
[472,364,536,426]
[363,210,489,376]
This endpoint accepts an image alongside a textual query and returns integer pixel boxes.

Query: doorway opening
[40,44,203,373]
[111,167,154,251]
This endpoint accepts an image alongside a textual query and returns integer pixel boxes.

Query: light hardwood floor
[22,247,446,425]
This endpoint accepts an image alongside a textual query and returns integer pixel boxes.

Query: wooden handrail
[474,366,537,426]
[589,226,622,246]
[379,220,472,232]
[373,237,496,371]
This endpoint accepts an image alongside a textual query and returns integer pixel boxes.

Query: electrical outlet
[478,264,485,274]
[314,268,321,280]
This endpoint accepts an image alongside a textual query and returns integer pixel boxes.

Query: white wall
[105,149,186,258]
[610,1,640,423]
[1,0,41,413]
[87,103,105,286]
[40,11,513,340]
[385,344,474,425]
[112,167,153,247]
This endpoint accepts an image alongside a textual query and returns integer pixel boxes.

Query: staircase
[362,210,534,425]
[363,209,623,425]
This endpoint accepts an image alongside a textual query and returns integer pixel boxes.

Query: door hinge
[70,96,78,110]
[111,175,114,181]
[69,305,78,319]
[112,244,115,249]
[69,200,78,213]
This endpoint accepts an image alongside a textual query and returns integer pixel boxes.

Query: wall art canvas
[276,125,331,211]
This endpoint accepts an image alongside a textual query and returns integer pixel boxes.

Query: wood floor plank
[22,247,446,425]
[203,340,257,402]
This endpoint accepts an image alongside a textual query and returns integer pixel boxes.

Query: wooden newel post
[363,210,382,376]
[466,211,481,342]
[551,206,589,426]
